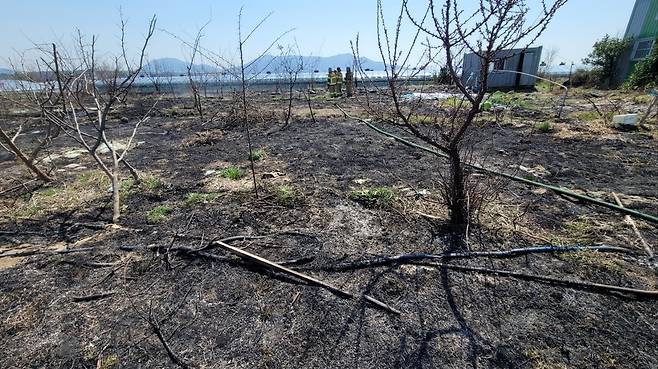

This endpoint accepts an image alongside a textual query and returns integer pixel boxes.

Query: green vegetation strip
[338,107,658,225]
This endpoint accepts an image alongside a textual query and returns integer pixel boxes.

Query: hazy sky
[0,0,636,68]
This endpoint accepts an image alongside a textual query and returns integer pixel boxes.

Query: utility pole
[557,61,573,119]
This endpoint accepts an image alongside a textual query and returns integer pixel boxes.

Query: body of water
[0,70,436,95]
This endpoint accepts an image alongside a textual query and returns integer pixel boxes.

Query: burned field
[1,91,658,368]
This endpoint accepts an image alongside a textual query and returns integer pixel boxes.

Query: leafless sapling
[163,9,292,196]
[277,43,305,128]
[186,23,210,119]
[236,8,294,197]
[355,0,566,243]
[144,57,163,93]
[34,15,158,223]
[539,46,559,90]
[0,49,77,182]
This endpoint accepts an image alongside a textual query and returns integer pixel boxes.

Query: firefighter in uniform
[329,70,338,97]
[345,67,354,97]
[336,67,343,97]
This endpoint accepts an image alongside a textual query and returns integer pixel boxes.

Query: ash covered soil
[1,92,657,368]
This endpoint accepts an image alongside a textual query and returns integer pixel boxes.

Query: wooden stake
[212,240,401,315]
[613,192,654,260]
[639,95,657,126]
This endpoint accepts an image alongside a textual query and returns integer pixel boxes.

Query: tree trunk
[448,146,468,242]
[305,92,316,123]
[285,84,294,126]
[0,127,53,182]
[111,154,121,223]
[121,159,140,183]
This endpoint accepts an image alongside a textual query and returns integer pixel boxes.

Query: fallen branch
[278,256,316,266]
[71,290,115,302]
[212,240,401,315]
[639,95,657,126]
[0,179,39,196]
[613,192,654,260]
[0,247,96,258]
[119,242,315,267]
[0,127,53,182]
[147,306,191,369]
[422,262,658,300]
[321,245,635,271]
[0,233,102,259]
[0,234,260,259]
[61,260,119,268]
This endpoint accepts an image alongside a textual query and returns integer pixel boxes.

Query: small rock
[120,116,129,123]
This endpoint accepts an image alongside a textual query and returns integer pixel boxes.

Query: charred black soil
[1,92,657,368]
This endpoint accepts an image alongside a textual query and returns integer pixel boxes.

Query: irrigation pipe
[335,105,658,225]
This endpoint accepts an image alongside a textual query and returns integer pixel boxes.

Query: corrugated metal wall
[461,47,543,90]
[625,0,651,38]
[617,0,658,84]
[639,0,658,38]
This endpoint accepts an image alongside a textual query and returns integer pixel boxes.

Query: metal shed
[461,46,543,91]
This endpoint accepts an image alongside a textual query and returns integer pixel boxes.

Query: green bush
[535,122,552,133]
[220,167,244,180]
[142,174,164,192]
[349,187,394,208]
[582,35,631,88]
[147,205,173,223]
[569,69,600,88]
[275,185,298,206]
[249,148,267,161]
[184,192,220,206]
[485,91,531,109]
[432,67,453,85]
[625,38,658,89]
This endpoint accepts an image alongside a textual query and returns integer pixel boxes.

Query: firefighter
[329,70,338,97]
[345,67,354,97]
[336,67,343,97]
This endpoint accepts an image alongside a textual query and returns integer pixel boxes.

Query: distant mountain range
[0,68,12,75]
[243,53,385,74]
[143,54,385,76]
[143,58,219,76]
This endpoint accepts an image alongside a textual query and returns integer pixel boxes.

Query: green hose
[361,117,658,225]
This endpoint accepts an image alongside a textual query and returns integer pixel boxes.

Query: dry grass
[523,348,568,369]
[0,170,166,221]
[2,171,110,220]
